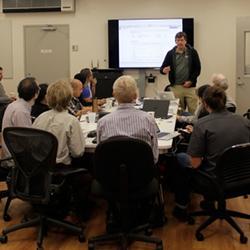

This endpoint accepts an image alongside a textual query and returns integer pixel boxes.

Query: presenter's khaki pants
[171,85,198,114]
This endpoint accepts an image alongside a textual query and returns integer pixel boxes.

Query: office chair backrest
[226,106,236,113]
[3,127,58,204]
[243,108,250,119]
[94,136,155,196]
[216,143,250,194]
[0,103,8,132]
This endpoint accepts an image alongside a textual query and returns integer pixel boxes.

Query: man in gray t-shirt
[173,86,250,220]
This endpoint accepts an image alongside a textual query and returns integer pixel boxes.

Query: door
[24,25,70,84]
[236,17,250,114]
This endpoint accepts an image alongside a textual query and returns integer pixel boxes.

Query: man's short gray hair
[211,73,228,90]
[113,75,138,103]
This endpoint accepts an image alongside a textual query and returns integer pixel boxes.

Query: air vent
[2,0,75,13]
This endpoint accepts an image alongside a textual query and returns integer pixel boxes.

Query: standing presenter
[160,32,201,114]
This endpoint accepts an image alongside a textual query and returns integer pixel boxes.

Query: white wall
[0,0,250,98]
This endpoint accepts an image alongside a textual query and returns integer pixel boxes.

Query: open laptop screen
[142,99,170,119]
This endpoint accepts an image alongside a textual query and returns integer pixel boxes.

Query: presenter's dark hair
[18,77,39,101]
[0,67,2,70]
[175,32,187,41]
[203,86,226,112]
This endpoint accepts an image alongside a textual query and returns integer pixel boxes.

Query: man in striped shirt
[97,75,159,163]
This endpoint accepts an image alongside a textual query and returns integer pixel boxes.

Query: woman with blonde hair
[33,80,92,221]
[33,80,85,166]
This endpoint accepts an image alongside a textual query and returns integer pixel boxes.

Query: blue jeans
[176,152,192,169]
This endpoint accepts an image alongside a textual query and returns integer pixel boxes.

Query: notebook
[155,122,170,138]
[143,99,170,119]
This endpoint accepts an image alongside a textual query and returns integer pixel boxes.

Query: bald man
[68,79,91,117]
[211,73,236,112]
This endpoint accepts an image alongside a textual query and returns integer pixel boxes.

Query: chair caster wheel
[88,242,94,250]
[37,243,44,250]
[3,214,11,222]
[240,235,248,244]
[145,228,152,236]
[78,234,86,243]
[21,216,29,223]
[0,235,8,243]
[196,232,204,241]
[156,243,163,250]
[188,217,195,225]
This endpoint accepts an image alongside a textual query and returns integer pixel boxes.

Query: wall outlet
[72,45,78,52]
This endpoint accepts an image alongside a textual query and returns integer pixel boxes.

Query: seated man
[0,66,16,131]
[0,66,16,105]
[211,73,237,112]
[2,77,39,157]
[68,79,91,117]
[97,75,159,228]
[173,86,250,220]
[97,75,159,163]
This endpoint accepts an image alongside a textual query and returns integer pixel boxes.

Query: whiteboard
[0,20,13,78]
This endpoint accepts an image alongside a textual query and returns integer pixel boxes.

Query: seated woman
[32,80,86,166]
[74,68,106,107]
[32,80,91,220]
[177,84,210,126]
[31,83,50,119]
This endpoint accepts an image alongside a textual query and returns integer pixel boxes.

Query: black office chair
[0,127,86,250]
[188,143,250,243]
[243,108,250,119]
[88,136,163,250]
[226,106,236,113]
[0,103,8,133]
[164,84,171,92]
[0,156,14,221]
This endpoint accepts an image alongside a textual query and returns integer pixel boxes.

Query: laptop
[157,91,176,100]
[142,99,170,119]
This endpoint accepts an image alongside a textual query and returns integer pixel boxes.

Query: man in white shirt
[97,75,159,163]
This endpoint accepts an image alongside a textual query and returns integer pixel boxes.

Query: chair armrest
[0,157,14,170]
[52,167,88,177]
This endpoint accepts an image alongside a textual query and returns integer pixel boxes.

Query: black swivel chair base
[0,214,85,250]
[188,201,250,244]
[88,223,163,250]
[0,191,12,222]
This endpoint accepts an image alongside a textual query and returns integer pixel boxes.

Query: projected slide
[119,19,182,68]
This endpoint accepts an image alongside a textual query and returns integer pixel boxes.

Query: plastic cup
[87,112,96,123]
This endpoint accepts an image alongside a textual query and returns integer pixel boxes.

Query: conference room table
[79,99,179,154]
